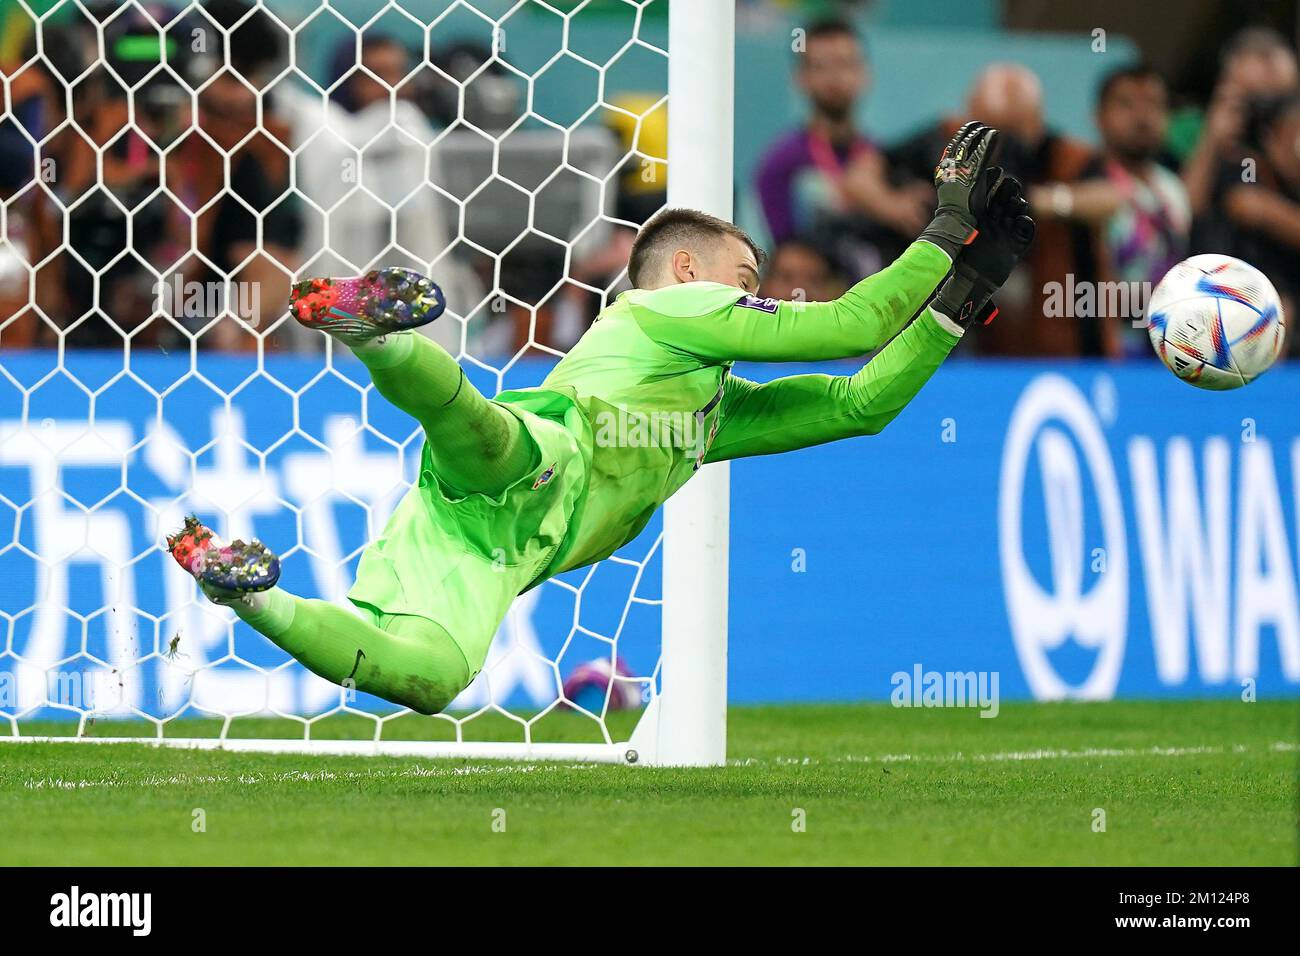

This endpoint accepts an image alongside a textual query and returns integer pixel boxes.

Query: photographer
[1181,27,1297,219]
[1193,93,1300,354]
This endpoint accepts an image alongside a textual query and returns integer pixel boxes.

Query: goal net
[0,0,731,764]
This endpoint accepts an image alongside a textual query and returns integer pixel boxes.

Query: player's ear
[671,249,697,283]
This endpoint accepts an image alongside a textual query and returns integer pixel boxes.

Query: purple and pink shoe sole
[289,267,445,340]
[167,515,281,593]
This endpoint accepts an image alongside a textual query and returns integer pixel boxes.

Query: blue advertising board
[1,350,1297,719]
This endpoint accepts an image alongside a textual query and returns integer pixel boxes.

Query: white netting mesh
[0,0,672,750]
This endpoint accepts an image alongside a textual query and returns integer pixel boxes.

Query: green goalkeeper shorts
[346,389,588,677]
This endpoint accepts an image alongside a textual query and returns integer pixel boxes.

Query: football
[1146,254,1285,389]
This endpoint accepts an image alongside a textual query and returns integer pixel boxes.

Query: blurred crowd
[1,2,1299,361]
[0,0,639,355]
[753,18,1300,358]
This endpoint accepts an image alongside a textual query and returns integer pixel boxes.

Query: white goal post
[656,0,732,767]
[0,0,732,766]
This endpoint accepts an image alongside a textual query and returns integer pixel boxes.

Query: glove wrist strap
[932,264,997,329]
[918,210,977,262]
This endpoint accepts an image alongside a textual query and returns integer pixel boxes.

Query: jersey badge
[532,463,558,490]
[735,294,779,314]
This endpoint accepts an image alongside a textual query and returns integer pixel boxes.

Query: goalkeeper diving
[168,122,1035,714]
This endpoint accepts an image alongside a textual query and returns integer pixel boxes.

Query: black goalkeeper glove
[918,121,1001,259]
[932,169,1036,328]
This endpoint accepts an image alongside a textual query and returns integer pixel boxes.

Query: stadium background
[1,0,1299,724]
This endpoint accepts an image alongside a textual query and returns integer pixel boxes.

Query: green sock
[354,332,534,496]
[350,330,415,369]
[230,590,470,715]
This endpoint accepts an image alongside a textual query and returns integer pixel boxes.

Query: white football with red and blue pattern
[1146,254,1285,390]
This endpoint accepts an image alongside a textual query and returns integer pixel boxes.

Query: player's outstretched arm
[638,124,1004,364]
[703,172,1037,461]
[638,239,953,363]
[703,307,963,461]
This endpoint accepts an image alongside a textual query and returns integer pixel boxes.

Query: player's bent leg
[168,516,470,714]
[264,599,470,716]
[290,268,533,497]
[361,330,534,497]
[226,593,467,715]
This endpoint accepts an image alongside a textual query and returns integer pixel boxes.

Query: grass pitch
[0,699,1294,866]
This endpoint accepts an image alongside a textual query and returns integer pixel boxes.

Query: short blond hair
[627,208,765,288]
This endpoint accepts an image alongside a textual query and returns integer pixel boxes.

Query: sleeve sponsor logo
[735,294,779,314]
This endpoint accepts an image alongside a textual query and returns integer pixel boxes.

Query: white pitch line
[16,762,602,791]
[745,741,1299,768]
[11,742,1296,791]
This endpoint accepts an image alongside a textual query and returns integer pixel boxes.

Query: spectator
[22,0,303,352]
[893,64,1106,356]
[418,40,524,135]
[1083,65,1191,358]
[39,18,175,350]
[0,34,64,349]
[148,0,301,352]
[754,17,929,278]
[1194,93,1300,351]
[1181,28,1298,220]
[185,67,302,350]
[759,238,851,303]
[328,35,411,114]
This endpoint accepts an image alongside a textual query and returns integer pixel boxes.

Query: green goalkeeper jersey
[494,239,959,579]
